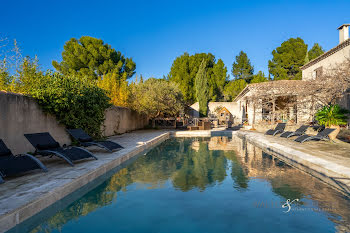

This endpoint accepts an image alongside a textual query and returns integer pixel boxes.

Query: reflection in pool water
[12,136,350,233]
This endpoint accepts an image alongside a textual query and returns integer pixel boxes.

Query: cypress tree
[195,59,209,117]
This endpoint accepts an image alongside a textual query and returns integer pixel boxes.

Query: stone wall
[103,106,148,136]
[0,91,148,154]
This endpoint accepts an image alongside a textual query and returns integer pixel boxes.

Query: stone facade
[188,102,241,124]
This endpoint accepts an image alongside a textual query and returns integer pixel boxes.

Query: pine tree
[231,51,254,82]
[308,43,325,61]
[195,60,209,117]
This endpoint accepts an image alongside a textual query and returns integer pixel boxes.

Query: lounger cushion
[294,134,310,142]
[265,129,277,135]
[0,148,12,157]
[96,140,124,150]
[52,147,94,161]
[36,142,60,150]
[0,156,41,177]
[0,140,12,157]
[78,137,93,143]
[280,131,293,138]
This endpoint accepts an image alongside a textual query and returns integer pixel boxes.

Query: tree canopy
[268,37,307,80]
[250,71,268,84]
[52,36,136,80]
[231,51,254,82]
[168,52,228,104]
[308,43,325,61]
[129,78,184,120]
[195,60,209,117]
[223,79,247,101]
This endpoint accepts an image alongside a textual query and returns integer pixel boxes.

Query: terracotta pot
[328,125,340,140]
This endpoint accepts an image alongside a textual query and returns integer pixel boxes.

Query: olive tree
[129,78,184,127]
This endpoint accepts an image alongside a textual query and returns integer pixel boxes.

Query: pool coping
[237,131,350,196]
[0,132,170,233]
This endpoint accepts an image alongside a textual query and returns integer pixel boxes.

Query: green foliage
[211,59,228,101]
[308,43,325,61]
[30,73,111,138]
[168,52,228,104]
[268,37,307,80]
[231,51,254,82]
[195,60,209,117]
[304,49,309,65]
[223,79,247,101]
[250,71,267,84]
[129,78,184,119]
[52,36,136,80]
[315,105,349,127]
[0,45,112,138]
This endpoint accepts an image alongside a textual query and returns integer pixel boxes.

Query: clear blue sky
[1,0,349,80]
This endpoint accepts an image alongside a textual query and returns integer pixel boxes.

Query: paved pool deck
[236,130,350,195]
[0,130,170,233]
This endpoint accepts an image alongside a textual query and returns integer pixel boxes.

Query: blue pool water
[8,136,350,233]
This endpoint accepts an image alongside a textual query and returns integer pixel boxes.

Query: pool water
[9,136,350,233]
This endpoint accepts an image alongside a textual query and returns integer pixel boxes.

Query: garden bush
[29,73,111,138]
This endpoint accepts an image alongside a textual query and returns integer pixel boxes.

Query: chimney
[338,24,350,44]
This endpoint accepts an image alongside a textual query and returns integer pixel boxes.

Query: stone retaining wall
[0,91,148,154]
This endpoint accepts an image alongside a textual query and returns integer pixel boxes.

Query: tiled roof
[234,80,308,101]
[300,38,350,70]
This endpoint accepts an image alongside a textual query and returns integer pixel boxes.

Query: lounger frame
[24,133,97,167]
[67,129,123,152]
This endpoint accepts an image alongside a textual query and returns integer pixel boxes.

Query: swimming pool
[8,136,350,233]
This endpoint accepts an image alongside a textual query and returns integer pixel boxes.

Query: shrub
[30,73,111,138]
[315,104,349,127]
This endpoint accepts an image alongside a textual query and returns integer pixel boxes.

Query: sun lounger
[0,139,47,183]
[265,123,286,136]
[280,125,309,138]
[294,128,335,143]
[24,132,97,166]
[67,129,123,152]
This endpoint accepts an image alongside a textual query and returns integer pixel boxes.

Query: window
[221,113,224,117]
[314,66,323,79]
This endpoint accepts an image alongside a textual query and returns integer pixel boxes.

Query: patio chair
[280,125,309,138]
[294,128,335,143]
[0,139,47,183]
[67,129,123,152]
[265,123,286,136]
[24,132,97,166]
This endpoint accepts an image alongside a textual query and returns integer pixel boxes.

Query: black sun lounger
[67,129,123,152]
[0,139,47,183]
[24,133,97,166]
[280,125,309,138]
[294,128,335,143]
[265,123,286,136]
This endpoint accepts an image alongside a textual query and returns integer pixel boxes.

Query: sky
[1,0,349,80]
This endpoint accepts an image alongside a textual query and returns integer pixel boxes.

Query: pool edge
[0,132,171,233]
[237,131,350,197]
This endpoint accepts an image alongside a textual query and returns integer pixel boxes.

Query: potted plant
[315,104,349,140]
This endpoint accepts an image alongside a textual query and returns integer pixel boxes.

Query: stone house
[188,102,240,123]
[233,24,350,126]
[217,107,234,124]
